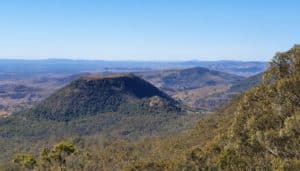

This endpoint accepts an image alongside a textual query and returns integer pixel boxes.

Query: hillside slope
[194,72,263,110]
[129,45,300,170]
[24,74,180,121]
[137,67,244,110]
[137,67,243,91]
[227,72,263,93]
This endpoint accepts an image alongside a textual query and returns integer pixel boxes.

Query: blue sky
[0,0,299,61]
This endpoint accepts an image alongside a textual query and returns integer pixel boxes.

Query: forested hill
[20,74,181,121]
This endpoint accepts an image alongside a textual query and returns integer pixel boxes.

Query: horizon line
[0,58,268,63]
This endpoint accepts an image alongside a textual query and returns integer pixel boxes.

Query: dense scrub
[166,45,300,170]
[25,74,179,121]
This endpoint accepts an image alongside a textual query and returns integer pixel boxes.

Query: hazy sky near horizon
[0,0,299,61]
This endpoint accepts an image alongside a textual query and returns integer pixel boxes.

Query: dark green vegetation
[2,45,298,171]
[177,45,300,170]
[0,74,202,168]
[24,74,179,121]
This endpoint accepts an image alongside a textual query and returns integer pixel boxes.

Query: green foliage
[12,141,78,171]
[124,45,300,170]
[183,45,300,170]
[264,44,300,82]
[217,147,248,170]
[40,141,76,169]
[13,153,37,170]
[25,74,179,121]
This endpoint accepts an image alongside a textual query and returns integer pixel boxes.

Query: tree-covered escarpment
[173,45,300,170]
[116,45,300,170]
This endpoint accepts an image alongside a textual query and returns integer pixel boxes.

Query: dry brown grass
[0,111,9,117]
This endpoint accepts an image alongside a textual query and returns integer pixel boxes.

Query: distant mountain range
[0,60,267,114]
[0,65,264,116]
[0,59,267,78]
[137,67,243,91]
[137,67,263,110]
[181,60,267,76]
